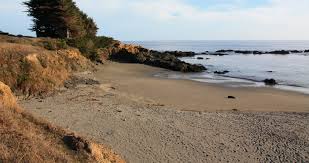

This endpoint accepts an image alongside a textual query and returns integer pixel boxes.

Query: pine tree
[24,0,98,38]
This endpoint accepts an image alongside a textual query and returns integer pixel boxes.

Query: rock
[253,51,264,54]
[206,58,211,60]
[289,50,303,53]
[163,51,197,57]
[234,50,253,54]
[214,70,229,75]
[107,43,207,72]
[63,135,89,151]
[266,71,274,73]
[216,50,234,53]
[304,50,309,53]
[267,50,289,55]
[197,57,204,60]
[228,96,236,99]
[211,53,228,56]
[263,79,277,85]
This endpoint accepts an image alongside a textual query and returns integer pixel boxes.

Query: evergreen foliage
[24,0,98,38]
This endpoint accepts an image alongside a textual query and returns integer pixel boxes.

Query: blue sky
[1,0,309,40]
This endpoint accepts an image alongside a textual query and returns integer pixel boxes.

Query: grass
[0,42,93,95]
[0,81,125,163]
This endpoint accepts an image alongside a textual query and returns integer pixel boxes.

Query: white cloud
[1,0,308,40]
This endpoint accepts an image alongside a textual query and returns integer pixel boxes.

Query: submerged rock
[214,70,230,75]
[263,79,277,85]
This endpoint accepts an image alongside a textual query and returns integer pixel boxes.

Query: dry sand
[20,63,309,162]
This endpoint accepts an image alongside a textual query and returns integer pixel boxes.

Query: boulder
[263,79,277,85]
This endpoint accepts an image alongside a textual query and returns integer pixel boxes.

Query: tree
[24,0,98,38]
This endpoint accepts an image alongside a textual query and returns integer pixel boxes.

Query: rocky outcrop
[216,50,234,53]
[267,50,290,55]
[234,50,253,54]
[97,43,206,72]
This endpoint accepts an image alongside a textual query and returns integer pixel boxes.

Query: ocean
[126,41,309,94]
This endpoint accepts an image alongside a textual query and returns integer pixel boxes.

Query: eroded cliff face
[0,82,125,163]
[0,42,93,95]
[97,42,206,72]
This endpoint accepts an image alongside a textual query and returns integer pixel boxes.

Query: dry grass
[0,81,125,163]
[0,42,93,95]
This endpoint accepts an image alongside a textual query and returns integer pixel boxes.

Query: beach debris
[227,96,236,99]
[197,57,204,60]
[214,70,230,75]
[232,109,239,111]
[266,71,274,73]
[263,79,277,85]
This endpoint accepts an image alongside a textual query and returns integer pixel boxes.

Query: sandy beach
[20,62,309,162]
[96,62,309,112]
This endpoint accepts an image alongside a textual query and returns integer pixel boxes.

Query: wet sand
[96,62,309,112]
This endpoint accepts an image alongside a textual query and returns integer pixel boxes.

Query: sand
[20,62,309,162]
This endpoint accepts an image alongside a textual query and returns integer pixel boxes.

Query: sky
[0,0,309,41]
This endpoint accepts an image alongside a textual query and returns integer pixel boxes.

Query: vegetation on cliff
[0,81,124,163]
[0,35,93,96]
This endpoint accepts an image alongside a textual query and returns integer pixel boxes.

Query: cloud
[1,0,309,40]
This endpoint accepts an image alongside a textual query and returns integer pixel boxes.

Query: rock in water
[214,70,230,75]
[263,79,277,85]
[267,50,290,55]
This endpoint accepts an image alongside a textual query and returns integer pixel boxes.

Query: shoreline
[157,70,309,96]
[94,62,309,112]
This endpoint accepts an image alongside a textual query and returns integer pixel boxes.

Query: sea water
[126,41,309,94]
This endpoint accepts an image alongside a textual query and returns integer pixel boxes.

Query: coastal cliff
[97,42,206,72]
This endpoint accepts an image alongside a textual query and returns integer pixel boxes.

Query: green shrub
[42,39,68,50]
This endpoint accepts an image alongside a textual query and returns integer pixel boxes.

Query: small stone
[227,96,236,99]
